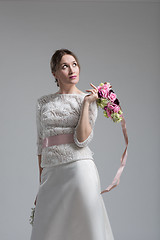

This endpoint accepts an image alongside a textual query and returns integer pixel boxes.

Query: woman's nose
[69,65,74,74]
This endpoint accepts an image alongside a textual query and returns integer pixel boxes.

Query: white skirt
[30,159,114,240]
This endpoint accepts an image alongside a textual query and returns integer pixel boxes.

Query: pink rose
[102,84,109,92]
[107,102,115,110]
[103,84,110,91]
[104,82,111,89]
[106,108,112,119]
[114,105,120,113]
[101,89,108,98]
[108,92,117,102]
[97,86,102,91]
[103,91,109,98]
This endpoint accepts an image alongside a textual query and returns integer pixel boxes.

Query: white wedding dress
[30,92,114,240]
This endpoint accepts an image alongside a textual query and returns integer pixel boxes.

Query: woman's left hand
[84,83,99,104]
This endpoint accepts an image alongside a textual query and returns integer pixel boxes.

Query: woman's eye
[62,64,67,69]
[62,62,77,69]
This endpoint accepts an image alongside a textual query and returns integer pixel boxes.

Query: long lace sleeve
[36,99,43,155]
[73,100,98,148]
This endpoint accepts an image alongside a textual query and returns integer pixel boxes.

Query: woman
[30,48,114,240]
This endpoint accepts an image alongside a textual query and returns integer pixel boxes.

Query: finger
[90,83,98,90]
[86,88,98,92]
[86,89,97,94]
[86,89,94,92]
[86,90,98,96]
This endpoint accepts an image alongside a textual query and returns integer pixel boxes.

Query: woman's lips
[69,76,77,79]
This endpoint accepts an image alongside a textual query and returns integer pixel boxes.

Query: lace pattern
[36,92,98,167]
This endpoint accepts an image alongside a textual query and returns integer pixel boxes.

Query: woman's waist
[42,143,94,156]
[41,145,94,165]
[42,133,74,149]
[40,132,94,168]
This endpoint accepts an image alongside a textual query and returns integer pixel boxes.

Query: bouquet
[96,82,123,123]
[96,82,129,194]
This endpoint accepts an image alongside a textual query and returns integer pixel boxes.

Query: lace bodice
[36,92,98,168]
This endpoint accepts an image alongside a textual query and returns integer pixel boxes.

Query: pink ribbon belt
[42,133,74,148]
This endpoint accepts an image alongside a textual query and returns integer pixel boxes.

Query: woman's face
[53,54,80,86]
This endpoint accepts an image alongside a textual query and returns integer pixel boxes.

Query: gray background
[0,0,159,239]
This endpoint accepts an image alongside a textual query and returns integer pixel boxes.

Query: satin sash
[42,133,74,148]
[100,115,129,194]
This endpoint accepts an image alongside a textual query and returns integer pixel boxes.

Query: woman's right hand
[85,83,99,104]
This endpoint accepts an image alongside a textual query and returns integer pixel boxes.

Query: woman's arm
[73,86,99,148]
[75,100,92,143]
[73,98,98,148]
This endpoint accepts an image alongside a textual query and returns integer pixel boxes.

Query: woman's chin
[69,79,79,84]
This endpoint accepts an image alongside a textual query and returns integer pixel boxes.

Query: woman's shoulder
[37,91,87,106]
[37,93,56,105]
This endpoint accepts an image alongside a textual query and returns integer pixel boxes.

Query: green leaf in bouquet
[118,109,123,115]
[103,110,109,118]
[111,112,122,123]
[96,98,109,108]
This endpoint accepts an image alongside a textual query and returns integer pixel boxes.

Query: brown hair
[50,48,81,87]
